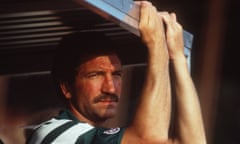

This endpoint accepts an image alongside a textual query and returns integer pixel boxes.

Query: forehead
[78,53,122,70]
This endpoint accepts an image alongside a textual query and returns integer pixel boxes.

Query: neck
[67,102,109,127]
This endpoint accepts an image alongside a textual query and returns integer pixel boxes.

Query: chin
[101,109,116,119]
[104,112,116,118]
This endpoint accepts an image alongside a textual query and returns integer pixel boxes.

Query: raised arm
[161,13,206,144]
[122,1,172,143]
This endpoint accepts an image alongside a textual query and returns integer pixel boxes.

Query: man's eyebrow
[113,66,123,71]
[113,70,123,74]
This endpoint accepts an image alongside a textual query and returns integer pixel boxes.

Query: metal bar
[74,0,193,47]
[74,0,193,70]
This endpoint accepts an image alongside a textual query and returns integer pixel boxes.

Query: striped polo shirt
[27,109,125,144]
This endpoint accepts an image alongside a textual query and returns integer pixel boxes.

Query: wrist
[148,48,169,68]
[170,54,188,69]
[170,53,186,63]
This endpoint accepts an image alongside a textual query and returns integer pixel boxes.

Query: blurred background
[0,0,239,143]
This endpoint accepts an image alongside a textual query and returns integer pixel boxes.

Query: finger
[158,11,169,16]
[139,1,152,26]
[160,12,172,27]
[134,1,141,5]
[170,12,177,22]
[158,11,170,23]
[149,4,159,25]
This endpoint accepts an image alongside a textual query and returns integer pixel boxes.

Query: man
[27,1,206,144]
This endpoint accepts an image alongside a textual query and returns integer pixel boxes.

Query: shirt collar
[55,109,80,122]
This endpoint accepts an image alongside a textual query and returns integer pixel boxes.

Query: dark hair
[51,31,121,84]
[51,31,122,103]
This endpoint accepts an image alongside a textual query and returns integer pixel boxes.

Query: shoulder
[27,118,94,144]
[27,118,125,144]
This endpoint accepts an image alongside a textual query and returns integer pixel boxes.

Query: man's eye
[87,72,104,78]
[113,71,123,78]
[87,73,99,78]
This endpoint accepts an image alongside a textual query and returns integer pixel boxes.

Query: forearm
[123,49,172,144]
[171,55,206,144]
[133,51,171,140]
[123,2,172,143]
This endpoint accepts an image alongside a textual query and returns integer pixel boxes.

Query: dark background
[0,0,239,143]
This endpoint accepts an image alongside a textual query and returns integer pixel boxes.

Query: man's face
[69,53,122,122]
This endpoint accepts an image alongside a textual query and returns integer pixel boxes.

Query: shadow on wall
[0,73,63,144]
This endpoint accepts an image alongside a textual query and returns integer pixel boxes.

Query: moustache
[93,93,119,103]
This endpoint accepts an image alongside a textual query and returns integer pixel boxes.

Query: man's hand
[139,1,169,62]
[160,12,185,61]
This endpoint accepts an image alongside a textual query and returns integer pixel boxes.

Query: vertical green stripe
[41,121,78,144]
[75,128,96,144]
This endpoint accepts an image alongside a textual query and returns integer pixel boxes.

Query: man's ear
[60,83,72,99]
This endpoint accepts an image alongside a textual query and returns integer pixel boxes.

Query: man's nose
[101,75,116,94]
